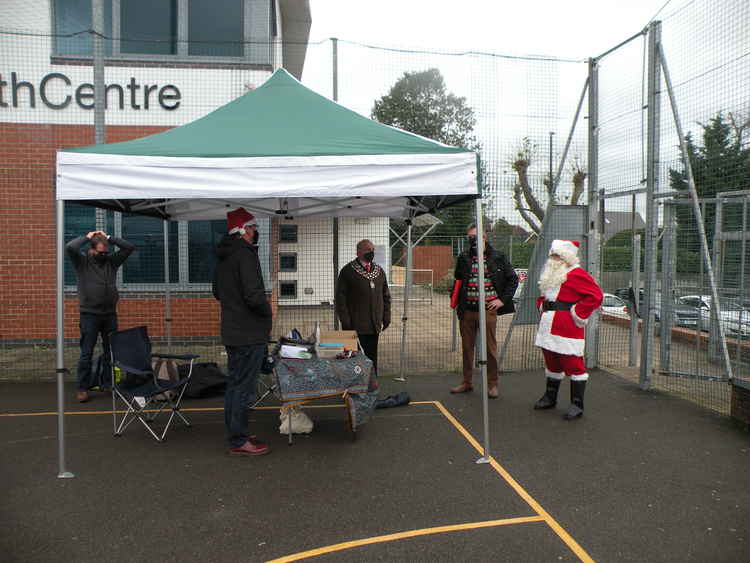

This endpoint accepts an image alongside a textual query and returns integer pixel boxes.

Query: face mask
[252,230,259,245]
[468,235,477,247]
[363,251,375,263]
[94,252,108,264]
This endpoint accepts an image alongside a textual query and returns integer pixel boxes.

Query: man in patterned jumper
[335,239,391,375]
[451,224,518,398]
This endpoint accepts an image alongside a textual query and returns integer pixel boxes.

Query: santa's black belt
[542,300,575,312]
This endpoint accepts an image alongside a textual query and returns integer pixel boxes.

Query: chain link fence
[1,0,749,416]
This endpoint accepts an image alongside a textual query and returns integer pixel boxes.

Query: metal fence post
[92,0,105,145]
[585,58,600,369]
[659,206,676,373]
[639,21,662,390]
[629,234,641,367]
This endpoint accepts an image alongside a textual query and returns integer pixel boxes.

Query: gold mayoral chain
[352,260,381,289]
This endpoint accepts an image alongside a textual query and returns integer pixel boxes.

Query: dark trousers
[224,344,265,448]
[77,312,118,391]
[358,333,379,376]
[459,310,498,385]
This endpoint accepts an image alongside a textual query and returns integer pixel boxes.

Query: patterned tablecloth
[273,354,378,429]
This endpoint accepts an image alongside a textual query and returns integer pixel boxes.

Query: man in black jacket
[451,224,518,398]
[66,230,135,403]
[212,208,272,456]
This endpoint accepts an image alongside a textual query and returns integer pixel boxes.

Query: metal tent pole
[164,220,172,351]
[56,199,73,479]
[474,198,491,464]
[658,42,734,382]
[394,220,413,382]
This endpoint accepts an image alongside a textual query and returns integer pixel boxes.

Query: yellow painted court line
[431,400,594,563]
[266,516,545,563]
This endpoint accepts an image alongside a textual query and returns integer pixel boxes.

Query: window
[53,0,113,56]
[279,224,298,243]
[279,252,297,272]
[64,202,97,286]
[53,0,272,63]
[120,0,177,55]
[188,220,226,283]
[280,280,297,300]
[121,214,179,284]
[188,0,243,57]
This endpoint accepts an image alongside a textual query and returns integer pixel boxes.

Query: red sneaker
[229,440,270,456]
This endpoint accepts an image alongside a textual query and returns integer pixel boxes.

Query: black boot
[533,377,561,410]
[564,380,586,420]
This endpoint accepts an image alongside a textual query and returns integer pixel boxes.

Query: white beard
[538,258,569,298]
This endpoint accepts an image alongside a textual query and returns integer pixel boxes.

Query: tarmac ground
[1,369,749,562]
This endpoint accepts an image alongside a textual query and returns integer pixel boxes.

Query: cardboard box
[319,330,358,352]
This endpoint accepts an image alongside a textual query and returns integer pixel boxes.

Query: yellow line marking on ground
[431,400,594,563]
[266,516,545,563]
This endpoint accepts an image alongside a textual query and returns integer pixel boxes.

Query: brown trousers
[459,310,498,385]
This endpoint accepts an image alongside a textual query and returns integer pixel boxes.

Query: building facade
[0,1,392,348]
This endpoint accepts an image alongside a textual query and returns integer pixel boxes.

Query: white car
[601,293,629,318]
[677,295,750,338]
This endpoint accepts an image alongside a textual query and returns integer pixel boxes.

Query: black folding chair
[110,326,198,442]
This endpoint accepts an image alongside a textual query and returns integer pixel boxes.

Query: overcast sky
[308,0,670,60]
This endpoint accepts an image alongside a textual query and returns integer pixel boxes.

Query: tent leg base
[475,456,491,465]
[392,377,406,382]
[57,471,75,479]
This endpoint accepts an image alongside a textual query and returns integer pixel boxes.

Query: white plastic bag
[279,405,314,434]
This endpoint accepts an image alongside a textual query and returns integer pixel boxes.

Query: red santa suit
[534,240,603,382]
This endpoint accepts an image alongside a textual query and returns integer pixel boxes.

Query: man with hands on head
[66,229,135,403]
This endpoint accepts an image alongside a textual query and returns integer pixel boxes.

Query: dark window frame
[279,252,297,272]
[279,280,297,300]
[279,224,298,243]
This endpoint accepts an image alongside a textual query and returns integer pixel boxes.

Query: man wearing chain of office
[335,239,392,376]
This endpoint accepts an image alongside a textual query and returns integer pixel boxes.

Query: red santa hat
[227,207,257,235]
[549,239,580,265]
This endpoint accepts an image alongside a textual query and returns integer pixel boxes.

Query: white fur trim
[535,311,585,356]
[228,227,246,235]
[571,373,589,381]
[549,240,580,266]
[545,370,564,380]
[571,306,587,328]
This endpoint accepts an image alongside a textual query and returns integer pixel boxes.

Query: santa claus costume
[533,240,603,420]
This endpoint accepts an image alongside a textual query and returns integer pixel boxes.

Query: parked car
[601,293,629,318]
[613,287,700,328]
[677,295,750,338]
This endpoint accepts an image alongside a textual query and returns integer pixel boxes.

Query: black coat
[66,236,135,314]
[335,260,391,335]
[454,244,519,319]
[212,235,272,346]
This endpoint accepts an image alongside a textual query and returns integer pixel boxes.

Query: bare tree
[511,137,587,234]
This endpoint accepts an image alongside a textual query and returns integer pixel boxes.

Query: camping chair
[110,326,198,442]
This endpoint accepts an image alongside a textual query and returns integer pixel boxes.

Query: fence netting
[1,0,749,416]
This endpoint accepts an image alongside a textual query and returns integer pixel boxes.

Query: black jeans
[224,344,265,448]
[358,333,379,376]
[77,312,118,391]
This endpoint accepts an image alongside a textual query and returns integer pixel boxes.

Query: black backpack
[179,362,228,399]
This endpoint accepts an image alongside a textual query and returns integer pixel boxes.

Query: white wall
[276,217,390,306]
